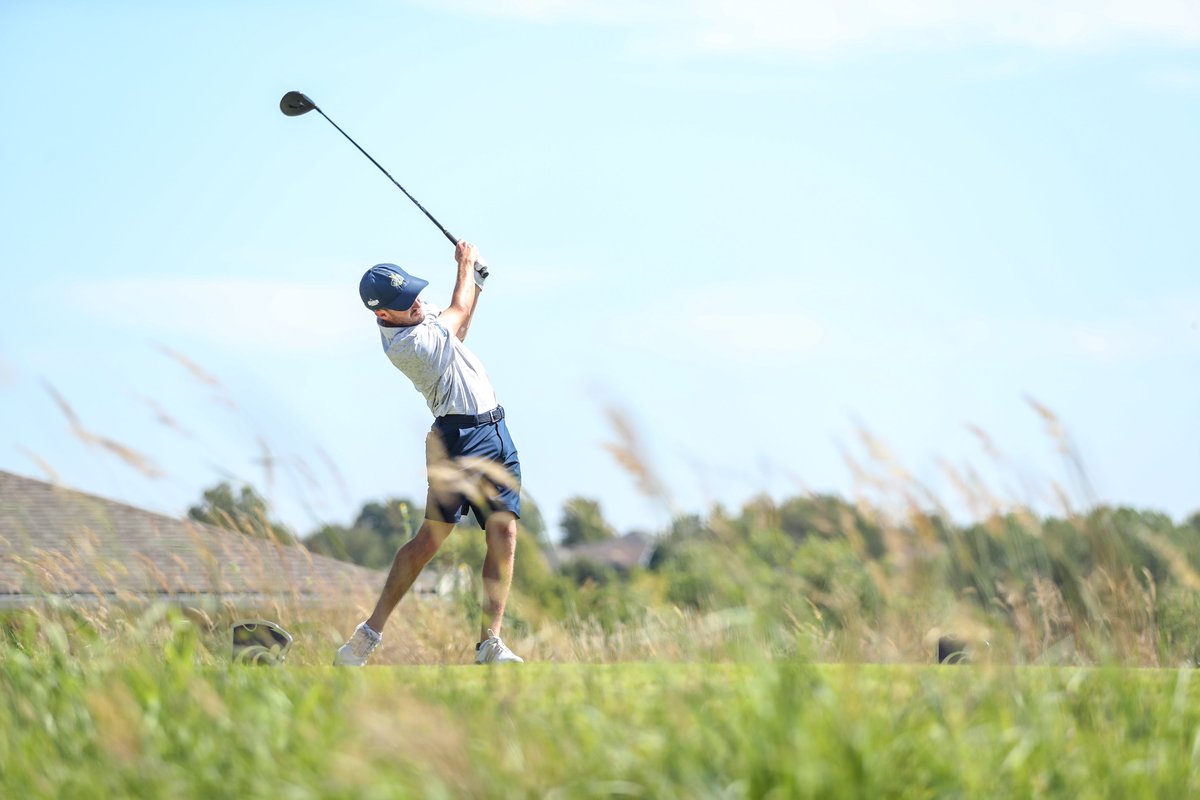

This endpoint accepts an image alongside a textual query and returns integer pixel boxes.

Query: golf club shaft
[313,108,459,247]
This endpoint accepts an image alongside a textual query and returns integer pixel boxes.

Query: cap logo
[390,274,406,288]
[367,298,379,307]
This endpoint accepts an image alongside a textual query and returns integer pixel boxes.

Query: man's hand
[473,257,489,291]
[455,241,489,291]
[455,240,479,269]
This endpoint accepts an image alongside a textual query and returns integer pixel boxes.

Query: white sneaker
[333,622,381,666]
[475,628,524,664]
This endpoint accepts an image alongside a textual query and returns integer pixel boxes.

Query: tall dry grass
[4,349,1193,669]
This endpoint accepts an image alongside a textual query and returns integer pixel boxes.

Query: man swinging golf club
[334,240,524,665]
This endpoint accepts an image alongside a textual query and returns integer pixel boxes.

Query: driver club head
[280,91,317,117]
[231,619,293,665]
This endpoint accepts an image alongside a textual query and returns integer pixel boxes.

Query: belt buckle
[487,408,500,423]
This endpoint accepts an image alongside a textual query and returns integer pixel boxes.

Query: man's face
[374,295,425,326]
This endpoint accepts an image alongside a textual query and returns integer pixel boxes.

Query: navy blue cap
[359,264,428,311]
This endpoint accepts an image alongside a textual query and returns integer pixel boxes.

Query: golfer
[334,241,523,665]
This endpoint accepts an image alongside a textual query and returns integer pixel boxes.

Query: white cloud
[1144,66,1200,91]
[614,281,826,365]
[494,263,590,295]
[431,0,1200,55]
[65,273,1196,370]
[932,308,1196,365]
[1067,326,1139,361]
[874,310,1190,366]
[64,278,369,352]
[1060,296,1200,362]
[616,279,1195,369]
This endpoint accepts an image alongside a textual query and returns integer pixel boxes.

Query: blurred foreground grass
[8,396,1200,797]
[4,610,1199,799]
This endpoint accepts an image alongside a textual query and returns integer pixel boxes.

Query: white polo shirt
[376,302,499,417]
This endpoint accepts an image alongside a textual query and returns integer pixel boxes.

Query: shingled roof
[550,531,656,573]
[0,469,383,608]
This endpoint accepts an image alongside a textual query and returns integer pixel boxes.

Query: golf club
[280,90,463,250]
[231,619,293,666]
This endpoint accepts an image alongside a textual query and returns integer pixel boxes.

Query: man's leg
[365,517,456,633]
[479,511,518,643]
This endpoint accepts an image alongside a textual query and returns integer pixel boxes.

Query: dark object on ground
[938,636,969,664]
[232,619,293,665]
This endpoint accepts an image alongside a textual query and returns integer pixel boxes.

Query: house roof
[0,469,383,607]
[551,531,656,572]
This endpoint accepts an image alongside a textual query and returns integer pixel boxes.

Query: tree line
[189,480,1200,661]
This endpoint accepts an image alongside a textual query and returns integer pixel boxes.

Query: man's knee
[485,512,518,544]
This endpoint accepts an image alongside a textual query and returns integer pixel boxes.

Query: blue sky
[1,1,1197,539]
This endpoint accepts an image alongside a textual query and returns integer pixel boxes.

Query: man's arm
[456,287,482,342]
[438,241,481,342]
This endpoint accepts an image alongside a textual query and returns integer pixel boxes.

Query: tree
[188,481,293,543]
[303,497,420,568]
[353,499,420,552]
[778,494,887,559]
[518,492,551,552]
[559,496,616,547]
[305,524,392,568]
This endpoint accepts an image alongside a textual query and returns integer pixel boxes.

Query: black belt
[435,405,504,428]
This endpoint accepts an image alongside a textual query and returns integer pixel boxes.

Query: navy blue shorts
[425,412,521,530]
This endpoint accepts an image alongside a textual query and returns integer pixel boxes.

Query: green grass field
[4,615,1199,799]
